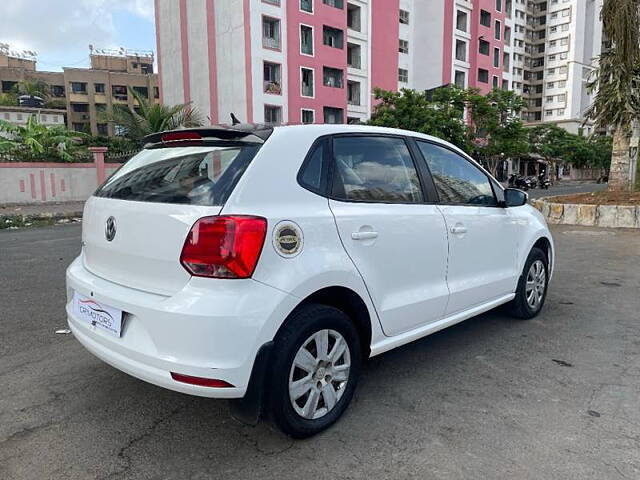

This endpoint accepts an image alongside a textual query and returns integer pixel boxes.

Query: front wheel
[508,247,549,319]
[267,304,362,438]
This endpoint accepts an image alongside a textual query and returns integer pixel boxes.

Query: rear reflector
[161,131,202,143]
[170,372,234,388]
[180,215,267,279]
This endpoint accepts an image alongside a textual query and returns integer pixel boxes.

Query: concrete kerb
[532,197,640,228]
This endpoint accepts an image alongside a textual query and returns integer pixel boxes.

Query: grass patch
[548,190,640,206]
[0,215,80,230]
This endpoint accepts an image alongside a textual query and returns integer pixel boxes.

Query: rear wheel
[509,247,549,319]
[267,304,361,438]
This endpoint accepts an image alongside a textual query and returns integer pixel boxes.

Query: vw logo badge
[105,216,117,242]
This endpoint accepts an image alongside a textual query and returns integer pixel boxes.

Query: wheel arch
[276,286,373,360]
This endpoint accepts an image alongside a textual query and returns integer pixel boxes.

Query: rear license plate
[72,292,123,337]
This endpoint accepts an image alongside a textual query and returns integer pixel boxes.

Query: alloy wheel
[288,329,351,420]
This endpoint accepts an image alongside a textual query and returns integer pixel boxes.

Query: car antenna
[230,113,242,126]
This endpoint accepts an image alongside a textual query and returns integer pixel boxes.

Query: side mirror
[504,188,528,207]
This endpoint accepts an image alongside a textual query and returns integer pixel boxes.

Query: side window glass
[299,140,326,193]
[332,136,424,203]
[416,141,497,206]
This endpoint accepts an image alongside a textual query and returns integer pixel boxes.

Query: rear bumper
[66,255,297,398]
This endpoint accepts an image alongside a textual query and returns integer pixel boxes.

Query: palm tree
[585,0,640,191]
[102,87,202,145]
[0,115,83,161]
[12,78,50,99]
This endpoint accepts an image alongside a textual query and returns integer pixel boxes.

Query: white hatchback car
[66,124,553,437]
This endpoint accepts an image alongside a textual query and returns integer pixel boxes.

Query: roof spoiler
[143,124,274,148]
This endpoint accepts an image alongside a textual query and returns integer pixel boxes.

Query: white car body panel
[329,201,450,336]
[66,124,554,399]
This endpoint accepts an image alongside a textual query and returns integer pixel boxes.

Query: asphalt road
[1,223,639,480]
[525,181,606,199]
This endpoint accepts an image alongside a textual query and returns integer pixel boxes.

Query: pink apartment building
[155,0,511,126]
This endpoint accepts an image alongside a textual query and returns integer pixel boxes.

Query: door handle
[450,225,467,234]
[352,231,378,240]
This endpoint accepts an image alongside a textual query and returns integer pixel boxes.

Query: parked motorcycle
[508,174,533,191]
[538,174,551,190]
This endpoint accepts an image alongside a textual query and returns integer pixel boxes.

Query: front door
[414,140,520,315]
[328,135,450,336]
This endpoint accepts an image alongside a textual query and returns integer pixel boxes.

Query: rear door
[83,144,261,295]
[328,135,449,337]
[414,140,520,315]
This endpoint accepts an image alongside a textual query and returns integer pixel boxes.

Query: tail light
[180,216,267,279]
[170,372,234,388]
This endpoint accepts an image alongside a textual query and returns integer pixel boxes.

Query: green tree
[12,78,50,99]
[101,87,203,146]
[0,115,85,162]
[585,0,640,191]
[466,88,529,175]
[368,86,468,149]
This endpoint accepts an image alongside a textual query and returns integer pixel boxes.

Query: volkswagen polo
[66,124,553,438]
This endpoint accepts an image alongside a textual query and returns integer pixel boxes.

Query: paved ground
[1,223,639,480]
[525,181,606,199]
[0,201,85,218]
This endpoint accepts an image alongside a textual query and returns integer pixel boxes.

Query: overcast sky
[0,0,156,72]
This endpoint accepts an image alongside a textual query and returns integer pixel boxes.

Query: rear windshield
[95,145,260,206]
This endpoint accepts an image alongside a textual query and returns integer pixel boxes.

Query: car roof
[271,124,466,156]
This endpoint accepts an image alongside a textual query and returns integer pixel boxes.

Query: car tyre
[509,247,549,319]
[267,304,361,438]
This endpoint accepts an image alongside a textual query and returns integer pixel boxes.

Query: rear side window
[331,136,424,203]
[298,140,327,194]
[95,145,261,206]
[416,141,497,206]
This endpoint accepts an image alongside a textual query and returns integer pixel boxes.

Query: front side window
[416,141,496,206]
[95,145,261,206]
[332,136,423,203]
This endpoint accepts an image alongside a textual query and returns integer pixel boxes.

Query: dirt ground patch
[549,190,640,206]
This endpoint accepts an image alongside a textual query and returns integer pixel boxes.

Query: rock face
[534,198,639,228]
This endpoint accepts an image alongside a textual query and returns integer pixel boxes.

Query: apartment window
[323,0,343,8]
[263,16,281,49]
[493,48,500,68]
[71,82,87,94]
[2,81,17,93]
[52,85,65,97]
[347,3,361,31]
[112,85,127,101]
[72,123,87,132]
[323,67,344,88]
[94,83,105,94]
[399,9,410,25]
[545,110,553,116]
[546,95,554,103]
[323,106,344,124]
[323,26,344,49]
[398,68,409,83]
[347,42,362,69]
[141,63,153,74]
[502,79,509,90]
[454,70,466,88]
[71,103,89,113]
[455,40,467,62]
[496,0,502,11]
[478,68,489,83]
[264,105,282,124]
[456,10,468,32]
[301,109,315,124]
[300,0,313,12]
[479,39,490,55]
[153,86,160,99]
[495,20,501,40]
[492,76,499,88]
[399,39,409,54]
[97,123,108,136]
[480,10,491,27]
[300,25,314,55]
[264,62,282,94]
[301,67,314,97]
[95,104,107,113]
[347,80,361,105]
[133,86,148,98]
